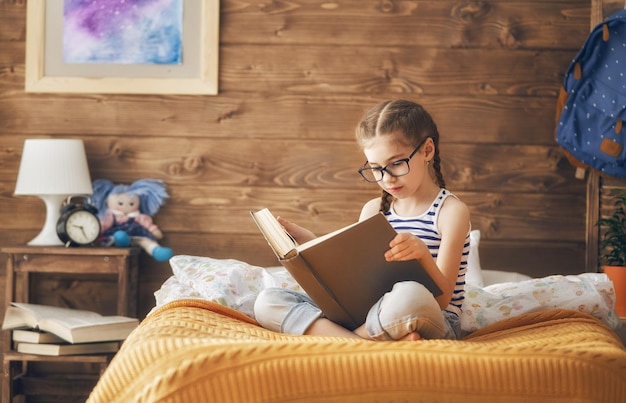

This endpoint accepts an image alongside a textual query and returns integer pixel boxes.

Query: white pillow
[158,255,302,317]
[482,270,532,286]
[465,230,484,287]
[461,273,621,333]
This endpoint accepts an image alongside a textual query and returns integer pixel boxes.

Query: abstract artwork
[25,0,219,94]
[63,0,183,65]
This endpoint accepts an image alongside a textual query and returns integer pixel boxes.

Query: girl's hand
[277,216,316,244]
[384,233,429,262]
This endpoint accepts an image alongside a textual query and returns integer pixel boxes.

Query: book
[251,208,442,330]
[2,303,139,344]
[16,340,120,356]
[12,329,66,344]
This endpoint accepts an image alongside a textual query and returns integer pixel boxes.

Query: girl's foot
[353,324,421,341]
[399,332,421,341]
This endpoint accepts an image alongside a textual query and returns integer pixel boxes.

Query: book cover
[251,209,442,330]
[16,340,120,356]
[12,329,66,344]
[2,303,139,344]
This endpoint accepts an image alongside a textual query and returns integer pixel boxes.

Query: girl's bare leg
[304,318,363,338]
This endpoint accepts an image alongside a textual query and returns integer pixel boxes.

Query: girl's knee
[385,281,438,312]
[253,288,288,329]
[370,281,446,340]
[254,289,318,334]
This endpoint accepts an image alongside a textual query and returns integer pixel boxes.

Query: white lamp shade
[15,139,93,196]
[14,139,93,246]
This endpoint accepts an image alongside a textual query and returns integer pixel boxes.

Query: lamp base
[27,194,67,246]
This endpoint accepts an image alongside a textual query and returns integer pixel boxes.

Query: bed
[86,231,626,402]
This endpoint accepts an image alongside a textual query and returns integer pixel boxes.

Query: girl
[254,99,471,341]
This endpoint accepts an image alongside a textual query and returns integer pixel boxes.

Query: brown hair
[355,99,445,212]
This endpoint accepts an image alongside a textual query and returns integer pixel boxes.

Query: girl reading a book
[254,99,471,341]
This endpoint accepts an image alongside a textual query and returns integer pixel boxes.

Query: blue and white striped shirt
[384,188,469,317]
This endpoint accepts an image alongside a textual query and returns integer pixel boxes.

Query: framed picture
[25,0,219,95]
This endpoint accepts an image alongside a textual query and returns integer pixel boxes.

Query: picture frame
[25,0,219,95]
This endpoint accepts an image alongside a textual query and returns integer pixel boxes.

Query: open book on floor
[251,208,442,330]
[16,340,120,356]
[2,303,139,344]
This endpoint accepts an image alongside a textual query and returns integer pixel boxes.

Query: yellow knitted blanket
[87,299,626,403]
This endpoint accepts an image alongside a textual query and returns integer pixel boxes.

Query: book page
[2,303,102,331]
[1,306,38,330]
[251,208,297,258]
[40,314,138,343]
[3,303,138,344]
[11,302,102,322]
[42,315,137,330]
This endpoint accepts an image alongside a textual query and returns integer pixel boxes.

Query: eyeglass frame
[357,137,430,183]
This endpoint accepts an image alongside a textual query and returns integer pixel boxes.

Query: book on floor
[250,208,442,330]
[16,340,120,356]
[2,302,139,344]
[12,329,66,344]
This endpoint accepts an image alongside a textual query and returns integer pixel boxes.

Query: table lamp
[14,139,93,246]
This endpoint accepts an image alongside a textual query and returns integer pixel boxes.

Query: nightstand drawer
[13,253,122,274]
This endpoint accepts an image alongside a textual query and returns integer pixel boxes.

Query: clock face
[64,210,101,245]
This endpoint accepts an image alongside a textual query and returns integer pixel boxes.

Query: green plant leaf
[597,189,626,267]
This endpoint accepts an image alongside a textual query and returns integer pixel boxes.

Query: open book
[251,208,442,330]
[2,303,139,344]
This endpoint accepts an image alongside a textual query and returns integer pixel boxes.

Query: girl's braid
[379,190,393,213]
[430,130,446,188]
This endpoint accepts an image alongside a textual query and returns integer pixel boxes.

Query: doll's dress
[102,211,157,240]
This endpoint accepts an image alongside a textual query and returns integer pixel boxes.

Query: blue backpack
[555,9,626,179]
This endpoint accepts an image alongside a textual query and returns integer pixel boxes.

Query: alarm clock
[56,197,101,247]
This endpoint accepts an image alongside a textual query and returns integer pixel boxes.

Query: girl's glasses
[358,138,428,183]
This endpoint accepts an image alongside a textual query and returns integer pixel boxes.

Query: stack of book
[2,302,139,356]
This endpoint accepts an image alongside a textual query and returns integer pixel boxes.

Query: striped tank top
[383,188,469,316]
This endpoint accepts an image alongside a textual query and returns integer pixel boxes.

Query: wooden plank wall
[0,0,592,324]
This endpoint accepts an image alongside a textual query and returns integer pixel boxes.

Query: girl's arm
[431,197,471,306]
[382,197,470,309]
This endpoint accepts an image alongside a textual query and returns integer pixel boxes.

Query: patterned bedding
[153,255,622,334]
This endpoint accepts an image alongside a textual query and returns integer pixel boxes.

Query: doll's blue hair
[91,179,169,219]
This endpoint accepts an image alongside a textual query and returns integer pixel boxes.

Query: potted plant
[597,189,626,317]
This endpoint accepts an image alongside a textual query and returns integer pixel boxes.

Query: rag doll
[91,179,173,262]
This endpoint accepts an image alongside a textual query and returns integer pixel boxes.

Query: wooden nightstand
[1,246,139,403]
